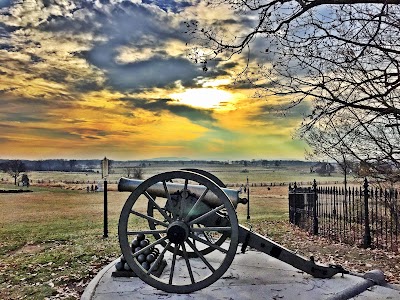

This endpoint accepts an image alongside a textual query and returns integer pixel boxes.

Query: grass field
[0,187,128,299]
[0,164,375,299]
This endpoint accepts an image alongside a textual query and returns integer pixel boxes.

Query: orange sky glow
[0,1,309,161]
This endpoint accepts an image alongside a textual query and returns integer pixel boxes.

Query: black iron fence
[289,179,399,251]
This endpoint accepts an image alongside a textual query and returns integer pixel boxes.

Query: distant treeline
[103,159,315,168]
[0,158,317,173]
[0,159,101,172]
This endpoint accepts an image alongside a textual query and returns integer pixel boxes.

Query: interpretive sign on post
[101,157,109,179]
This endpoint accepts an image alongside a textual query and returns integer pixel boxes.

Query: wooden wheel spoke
[130,210,168,227]
[132,236,168,257]
[188,204,225,226]
[181,243,195,284]
[186,239,215,272]
[147,241,171,275]
[162,180,172,205]
[127,229,167,235]
[180,179,189,218]
[169,243,180,285]
[144,191,172,222]
[188,233,228,254]
[184,187,209,222]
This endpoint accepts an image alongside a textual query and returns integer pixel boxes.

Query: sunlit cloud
[198,78,232,88]
[0,0,309,160]
[170,88,234,110]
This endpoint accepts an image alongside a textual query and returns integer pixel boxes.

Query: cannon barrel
[118,177,247,208]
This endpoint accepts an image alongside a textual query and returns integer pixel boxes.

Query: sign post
[103,178,108,238]
[102,157,109,238]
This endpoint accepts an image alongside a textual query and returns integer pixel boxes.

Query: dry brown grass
[1,177,399,299]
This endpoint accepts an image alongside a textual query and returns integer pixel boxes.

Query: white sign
[101,157,109,179]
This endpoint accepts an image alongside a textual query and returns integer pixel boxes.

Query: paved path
[82,248,400,300]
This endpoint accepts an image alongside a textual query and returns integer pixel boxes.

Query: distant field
[113,163,349,185]
[1,162,352,188]
[0,163,354,299]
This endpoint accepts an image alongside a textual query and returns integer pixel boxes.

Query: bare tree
[125,166,144,179]
[188,1,400,117]
[132,167,144,180]
[187,1,400,181]
[0,160,26,185]
[301,106,400,183]
[124,167,133,178]
[302,116,356,187]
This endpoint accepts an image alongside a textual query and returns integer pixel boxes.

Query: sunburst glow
[0,1,308,160]
[170,88,233,109]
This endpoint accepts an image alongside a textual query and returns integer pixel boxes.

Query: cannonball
[141,261,150,270]
[115,261,124,271]
[123,262,131,271]
[131,239,139,248]
[137,233,145,241]
[143,248,152,256]
[139,239,149,248]
[134,247,142,253]
[146,253,155,263]
[137,254,146,263]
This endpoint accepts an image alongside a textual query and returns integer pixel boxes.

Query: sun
[170,88,233,109]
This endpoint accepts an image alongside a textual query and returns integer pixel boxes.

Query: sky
[0,0,309,161]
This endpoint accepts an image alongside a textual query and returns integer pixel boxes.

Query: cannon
[118,170,346,294]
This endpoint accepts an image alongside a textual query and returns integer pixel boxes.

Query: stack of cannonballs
[113,233,165,277]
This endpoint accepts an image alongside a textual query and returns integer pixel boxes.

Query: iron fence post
[363,178,371,248]
[313,179,319,235]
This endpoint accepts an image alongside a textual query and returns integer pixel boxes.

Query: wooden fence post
[363,178,372,248]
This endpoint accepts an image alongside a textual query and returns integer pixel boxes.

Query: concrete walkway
[82,248,400,300]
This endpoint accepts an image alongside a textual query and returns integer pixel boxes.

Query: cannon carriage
[117,169,346,294]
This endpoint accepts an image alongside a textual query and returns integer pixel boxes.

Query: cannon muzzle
[118,177,247,208]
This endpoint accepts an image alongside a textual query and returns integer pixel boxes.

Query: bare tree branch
[188,0,400,182]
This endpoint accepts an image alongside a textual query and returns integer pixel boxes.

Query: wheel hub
[167,221,189,244]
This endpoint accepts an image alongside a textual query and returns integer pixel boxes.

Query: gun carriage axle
[117,170,346,294]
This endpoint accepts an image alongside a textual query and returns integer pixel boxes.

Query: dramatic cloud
[0,0,308,160]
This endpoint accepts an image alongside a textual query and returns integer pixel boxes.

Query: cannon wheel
[118,170,239,294]
[147,168,229,257]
